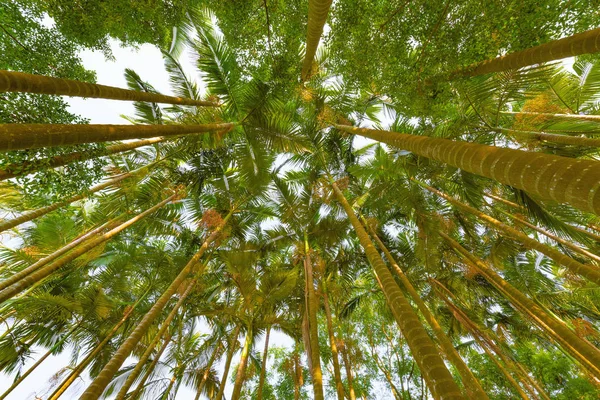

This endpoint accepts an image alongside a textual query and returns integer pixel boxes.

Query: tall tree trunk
[303,234,325,400]
[194,343,222,400]
[0,69,219,106]
[0,122,234,152]
[214,324,241,400]
[321,278,345,400]
[339,340,357,400]
[301,0,333,81]
[364,218,489,399]
[0,162,157,233]
[494,126,600,147]
[294,350,303,400]
[0,194,176,303]
[129,333,173,400]
[49,292,147,400]
[116,280,198,400]
[0,137,164,181]
[421,183,600,286]
[330,182,465,400]
[442,27,600,79]
[0,218,121,291]
[80,209,233,400]
[439,231,600,379]
[257,326,271,400]
[334,124,600,216]
[231,325,253,400]
[501,111,600,123]
[161,375,177,400]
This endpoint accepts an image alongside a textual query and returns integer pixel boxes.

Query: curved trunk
[129,333,173,400]
[0,122,234,152]
[331,182,465,400]
[321,279,345,400]
[443,28,600,79]
[335,124,600,217]
[495,127,600,147]
[80,210,232,400]
[116,280,197,400]
[0,194,175,303]
[303,235,325,400]
[0,69,219,106]
[301,0,333,81]
[365,219,488,399]
[231,325,253,400]
[440,231,600,379]
[0,137,164,181]
[215,324,241,400]
[256,326,271,400]
[421,184,600,286]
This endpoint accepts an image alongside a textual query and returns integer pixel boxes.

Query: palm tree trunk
[339,340,357,400]
[442,27,600,79]
[129,332,173,400]
[0,218,121,291]
[321,278,346,400]
[49,292,147,400]
[495,127,600,147]
[303,234,325,400]
[420,184,600,286]
[257,326,271,400]
[195,343,222,400]
[334,124,600,217]
[231,325,253,400]
[0,194,176,303]
[0,69,219,106]
[501,111,600,123]
[161,375,177,400]
[364,218,489,399]
[80,209,233,400]
[301,0,333,81]
[0,161,157,233]
[116,280,198,400]
[330,182,465,400]
[0,122,234,152]
[294,351,302,400]
[215,324,241,400]
[439,231,600,379]
[0,137,164,181]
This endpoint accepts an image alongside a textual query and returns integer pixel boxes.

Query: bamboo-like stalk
[231,325,253,400]
[335,124,600,216]
[495,127,600,147]
[0,70,219,106]
[321,278,346,400]
[194,343,222,400]
[301,0,333,81]
[0,122,234,152]
[215,324,241,400]
[128,333,173,400]
[256,326,271,400]
[501,111,600,123]
[339,339,357,400]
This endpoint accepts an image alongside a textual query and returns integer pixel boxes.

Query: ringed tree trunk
[256,326,271,400]
[442,27,600,79]
[301,0,333,81]
[334,124,600,217]
[231,325,253,400]
[0,194,176,303]
[321,278,345,400]
[364,218,489,399]
[79,209,233,400]
[330,182,465,400]
[420,183,600,286]
[215,324,242,400]
[439,231,600,379]
[0,137,165,182]
[0,69,220,106]
[0,122,235,152]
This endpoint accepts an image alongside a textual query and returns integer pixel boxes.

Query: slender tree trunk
[321,279,345,400]
[364,218,489,399]
[294,351,302,400]
[116,280,198,400]
[495,126,600,147]
[0,122,234,152]
[334,124,600,216]
[0,137,165,181]
[49,293,147,400]
[330,182,465,400]
[0,194,176,303]
[501,111,600,123]
[420,183,600,286]
[303,234,325,400]
[80,209,233,400]
[442,27,600,79]
[439,231,600,379]
[257,326,271,400]
[0,69,219,106]
[339,340,357,400]
[231,325,253,400]
[194,343,222,400]
[161,375,177,400]
[301,0,333,81]
[215,324,241,400]
[129,333,173,400]
[0,218,121,291]
[0,162,156,233]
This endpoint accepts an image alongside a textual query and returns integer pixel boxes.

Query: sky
[0,40,296,400]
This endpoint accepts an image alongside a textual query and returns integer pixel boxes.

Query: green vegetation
[1,1,600,399]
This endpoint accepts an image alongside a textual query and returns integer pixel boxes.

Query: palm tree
[301,0,333,81]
